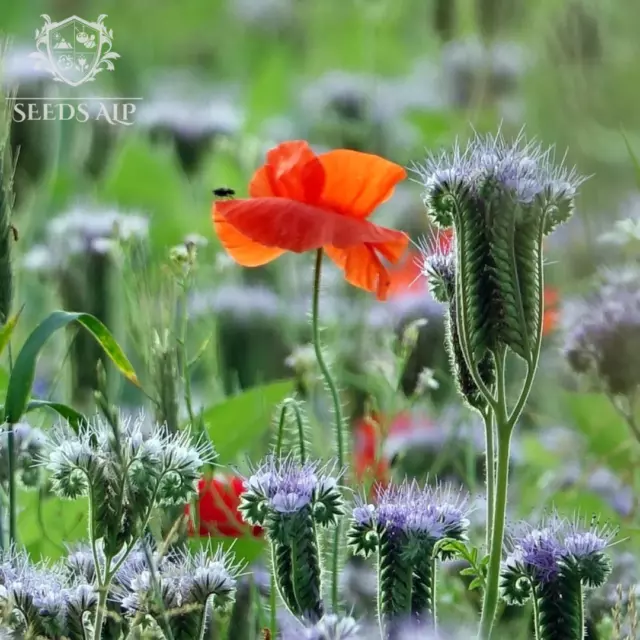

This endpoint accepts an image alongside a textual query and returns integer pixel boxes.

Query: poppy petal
[216,197,409,254]
[213,205,285,266]
[249,166,276,198]
[317,149,407,218]
[259,140,325,202]
[326,244,400,301]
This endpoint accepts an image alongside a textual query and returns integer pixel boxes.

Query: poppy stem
[311,249,345,467]
[311,248,345,613]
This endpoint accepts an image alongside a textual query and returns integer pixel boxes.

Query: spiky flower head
[416,131,582,364]
[0,547,97,639]
[116,543,242,638]
[43,414,214,557]
[348,480,470,559]
[286,614,361,640]
[241,456,340,620]
[564,270,640,396]
[240,455,343,528]
[0,421,45,489]
[501,515,615,605]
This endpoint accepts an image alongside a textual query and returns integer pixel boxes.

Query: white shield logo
[31,14,120,87]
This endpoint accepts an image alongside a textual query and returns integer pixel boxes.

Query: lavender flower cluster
[501,516,614,604]
[0,541,241,640]
[350,480,470,555]
[240,455,343,526]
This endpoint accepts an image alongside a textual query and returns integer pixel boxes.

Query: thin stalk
[431,554,438,633]
[578,582,585,640]
[532,586,541,640]
[269,572,277,639]
[311,249,344,612]
[275,399,307,463]
[7,344,16,546]
[482,407,495,549]
[6,423,16,545]
[478,353,510,640]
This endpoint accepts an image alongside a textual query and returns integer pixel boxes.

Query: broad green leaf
[199,380,294,464]
[17,489,88,561]
[3,311,139,424]
[562,391,634,471]
[25,400,88,431]
[0,306,23,357]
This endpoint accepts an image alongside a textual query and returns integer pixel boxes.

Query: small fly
[212,187,236,198]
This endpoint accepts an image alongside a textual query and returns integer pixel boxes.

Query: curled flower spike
[43,414,214,560]
[212,140,409,300]
[240,455,343,621]
[416,131,582,362]
[501,516,615,640]
[348,481,470,631]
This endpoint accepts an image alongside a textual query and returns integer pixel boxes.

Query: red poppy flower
[386,229,453,299]
[187,474,262,538]
[212,141,409,300]
[543,287,560,336]
[353,414,389,488]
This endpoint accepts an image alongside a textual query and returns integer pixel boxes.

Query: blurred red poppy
[353,414,389,488]
[212,140,409,300]
[543,287,560,335]
[187,474,262,538]
[386,229,453,299]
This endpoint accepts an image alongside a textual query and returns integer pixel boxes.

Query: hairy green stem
[482,408,495,549]
[311,249,344,611]
[269,571,277,639]
[6,423,16,545]
[275,398,306,463]
[478,352,510,640]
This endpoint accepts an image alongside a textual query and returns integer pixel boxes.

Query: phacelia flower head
[240,455,343,528]
[0,547,97,639]
[501,514,615,605]
[116,542,242,636]
[348,480,471,558]
[563,270,640,396]
[416,130,583,370]
[0,421,45,489]
[43,414,214,557]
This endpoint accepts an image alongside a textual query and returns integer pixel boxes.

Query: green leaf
[25,400,88,431]
[562,391,634,471]
[460,567,477,576]
[3,311,139,424]
[18,489,88,561]
[199,380,294,464]
[0,306,23,357]
[468,577,483,591]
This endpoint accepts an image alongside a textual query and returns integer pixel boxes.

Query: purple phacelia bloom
[354,480,470,540]
[515,528,564,583]
[246,456,338,515]
[505,515,615,585]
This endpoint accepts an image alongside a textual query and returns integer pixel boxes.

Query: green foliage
[199,380,294,464]
[3,310,139,423]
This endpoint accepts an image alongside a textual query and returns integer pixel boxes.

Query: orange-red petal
[249,141,325,202]
[216,197,408,254]
[325,239,409,301]
[316,149,407,218]
[213,205,285,266]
